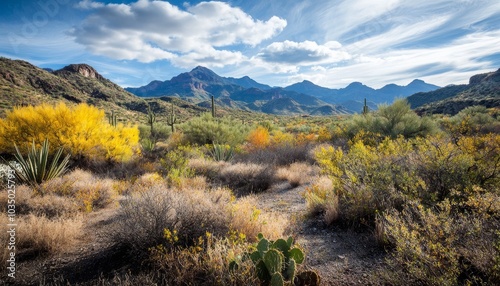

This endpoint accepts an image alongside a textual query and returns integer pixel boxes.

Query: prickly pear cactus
[285,258,296,281]
[297,270,320,286]
[289,247,305,264]
[270,272,285,286]
[234,233,320,286]
[264,249,284,275]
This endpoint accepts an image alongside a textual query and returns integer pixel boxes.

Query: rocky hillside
[409,68,500,115]
[0,58,208,122]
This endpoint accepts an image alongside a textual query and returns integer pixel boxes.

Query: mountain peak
[58,64,103,80]
[191,66,213,73]
[346,81,364,87]
[409,79,425,84]
[186,66,224,83]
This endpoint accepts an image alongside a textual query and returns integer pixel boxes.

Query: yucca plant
[140,138,156,153]
[12,139,70,187]
[209,143,234,162]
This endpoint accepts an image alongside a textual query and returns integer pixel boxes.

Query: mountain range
[1,57,498,118]
[126,66,441,114]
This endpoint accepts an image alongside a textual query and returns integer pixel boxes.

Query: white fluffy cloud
[257,40,351,65]
[71,0,286,65]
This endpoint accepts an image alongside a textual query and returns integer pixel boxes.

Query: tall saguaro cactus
[166,102,177,133]
[108,110,117,127]
[147,106,156,135]
[211,95,216,118]
[362,98,369,115]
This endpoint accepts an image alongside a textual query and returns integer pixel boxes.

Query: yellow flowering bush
[0,103,139,162]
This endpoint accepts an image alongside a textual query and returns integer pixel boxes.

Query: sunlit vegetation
[1,100,499,285]
[0,103,139,162]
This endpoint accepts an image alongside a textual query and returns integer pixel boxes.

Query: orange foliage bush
[247,126,270,148]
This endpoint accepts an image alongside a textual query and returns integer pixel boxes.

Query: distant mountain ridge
[408,68,500,115]
[126,66,440,114]
[126,66,349,115]
[284,79,440,112]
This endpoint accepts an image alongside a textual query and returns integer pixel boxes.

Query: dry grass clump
[125,172,164,194]
[302,176,334,214]
[190,158,279,195]
[21,193,79,218]
[0,185,79,218]
[302,175,340,225]
[0,184,33,213]
[276,162,318,187]
[113,185,233,254]
[0,215,12,261]
[218,163,276,195]
[0,214,83,258]
[113,180,288,253]
[231,196,288,242]
[149,236,258,286]
[191,157,277,194]
[174,175,208,191]
[41,169,116,212]
[188,157,228,179]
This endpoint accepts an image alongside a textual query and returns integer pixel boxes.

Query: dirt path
[255,181,385,285]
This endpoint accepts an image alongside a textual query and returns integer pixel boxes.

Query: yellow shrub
[317,127,332,142]
[247,126,270,148]
[296,132,316,144]
[0,103,139,161]
[383,201,460,285]
[314,145,344,184]
[271,130,296,146]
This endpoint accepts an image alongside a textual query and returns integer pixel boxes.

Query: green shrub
[382,200,461,285]
[181,113,249,146]
[315,134,500,225]
[381,196,500,285]
[343,99,437,141]
[160,145,202,186]
[442,106,500,139]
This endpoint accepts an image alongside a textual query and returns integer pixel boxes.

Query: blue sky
[1,0,499,89]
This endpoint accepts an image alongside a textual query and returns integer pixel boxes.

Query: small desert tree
[344,99,437,140]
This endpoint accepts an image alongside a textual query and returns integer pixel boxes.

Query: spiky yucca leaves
[210,143,234,162]
[13,139,70,188]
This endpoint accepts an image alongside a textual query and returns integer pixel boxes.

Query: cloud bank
[71,0,287,66]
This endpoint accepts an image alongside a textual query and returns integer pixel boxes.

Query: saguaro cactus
[362,98,369,115]
[147,106,156,134]
[108,110,117,127]
[166,102,177,133]
[211,95,216,118]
